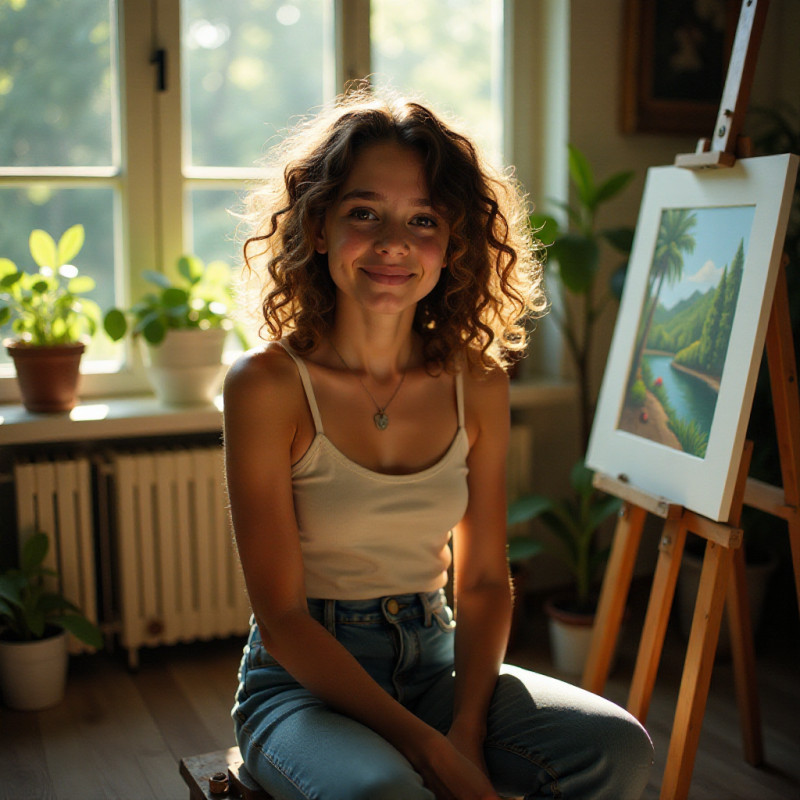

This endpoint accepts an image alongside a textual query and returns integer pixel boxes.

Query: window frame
[0,0,561,406]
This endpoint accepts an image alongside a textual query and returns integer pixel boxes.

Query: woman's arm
[448,367,514,766]
[223,346,500,800]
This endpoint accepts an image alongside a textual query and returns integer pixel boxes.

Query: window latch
[150,48,167,92]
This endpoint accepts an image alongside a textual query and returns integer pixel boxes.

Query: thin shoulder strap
[278,341,324,434]
[455,371,465,429]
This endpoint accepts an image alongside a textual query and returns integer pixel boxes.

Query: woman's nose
[375,221,409,255]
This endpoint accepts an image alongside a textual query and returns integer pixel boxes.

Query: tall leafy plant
[533,144,635,450]
[508,145,632,608]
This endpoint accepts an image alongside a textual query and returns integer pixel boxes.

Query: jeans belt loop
[419,592,433,627]
[323,599,336,634]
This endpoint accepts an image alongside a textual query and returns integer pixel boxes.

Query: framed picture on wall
[620,0,740,135]
[586,154,798,522]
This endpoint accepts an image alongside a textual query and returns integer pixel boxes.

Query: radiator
[108,446,251,668]
[13,457,99,655]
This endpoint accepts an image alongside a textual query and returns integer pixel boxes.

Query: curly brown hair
[242,89,547,372]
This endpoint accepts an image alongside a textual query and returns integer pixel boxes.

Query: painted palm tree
[627,208,697,394]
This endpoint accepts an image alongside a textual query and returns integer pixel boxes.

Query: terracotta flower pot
[5,340,86,413]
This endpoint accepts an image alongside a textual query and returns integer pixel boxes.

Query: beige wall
[522,0,799,591]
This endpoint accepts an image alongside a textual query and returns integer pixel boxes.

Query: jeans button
[386,598,400,614]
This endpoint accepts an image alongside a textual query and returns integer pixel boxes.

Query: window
[0,0,521,403]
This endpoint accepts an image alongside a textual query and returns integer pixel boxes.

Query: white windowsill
[0,379,575,447]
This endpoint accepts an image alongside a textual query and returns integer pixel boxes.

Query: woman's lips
[360,267,413,285]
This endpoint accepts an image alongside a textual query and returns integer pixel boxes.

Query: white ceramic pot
[0,630,69,710]
[544,596,595,676]
[143,328,227,406]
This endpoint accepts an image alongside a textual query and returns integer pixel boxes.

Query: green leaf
[528,214,560,247]
[103,309,128,341]
[507,536,544,562]
[162,287,189,308]
[609,262,628,301]
[594,170,635,206]
[0,257,18,280]
[21,532,49,573]
[22,607,46,638]
[567,144,596,209]
[67,275,95,295]
[507,494,553,526]
[0,574,25,607]
[178,255,204,284]
[202,259,230,287]
[56,224,85,266]
[0,306,10,327]
[550,234,599,295]
[588,495,622,530]
[52,614,103,648]
[142,317,166,344]
[569,462,595,496]
[143,270,172,290]
[601,226,635,254]
[29,229,58,269]
[31,279,50,295]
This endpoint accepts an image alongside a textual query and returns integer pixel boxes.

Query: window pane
[0,0,118,169]
[371,0,504,163]
[187,187,243,266]
[182,0,334,169]
[0,185,119,370]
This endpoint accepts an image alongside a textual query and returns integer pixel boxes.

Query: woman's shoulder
[223,341,302,406]
[461,360,510,403]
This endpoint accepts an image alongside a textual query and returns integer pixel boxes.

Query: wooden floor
[1,579,798,800]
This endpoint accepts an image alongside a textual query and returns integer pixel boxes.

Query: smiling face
[314,140,450,317]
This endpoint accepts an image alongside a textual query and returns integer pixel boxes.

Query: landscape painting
[586,154,798,522]
[617,205,755,459]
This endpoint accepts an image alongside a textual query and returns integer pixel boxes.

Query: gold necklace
[329,340,408,431]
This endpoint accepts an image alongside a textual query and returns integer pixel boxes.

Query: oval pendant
[374,412,389,430]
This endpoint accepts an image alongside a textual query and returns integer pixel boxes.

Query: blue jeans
[232,591,653,800]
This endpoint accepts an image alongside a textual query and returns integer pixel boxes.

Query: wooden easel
[582,2,800,798]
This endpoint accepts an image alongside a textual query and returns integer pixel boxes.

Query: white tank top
[281,342,470,599]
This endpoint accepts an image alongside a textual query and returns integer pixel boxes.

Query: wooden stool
[180,746,272,800]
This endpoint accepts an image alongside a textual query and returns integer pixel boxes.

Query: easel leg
[660,540,735,800]
[627,517,688,723]
[726,544,764,765]
[582,502,647,694]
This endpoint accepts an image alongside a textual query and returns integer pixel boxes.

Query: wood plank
[0,709,56,800]
[36,654,179,799]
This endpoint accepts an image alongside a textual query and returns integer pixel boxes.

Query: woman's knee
[597,712,654,798]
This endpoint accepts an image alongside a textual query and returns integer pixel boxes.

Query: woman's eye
[412,215,437,228]
[349,208,376,221]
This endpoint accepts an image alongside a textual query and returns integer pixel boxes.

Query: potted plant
[104,254,247,406]
[0,224,101,412]
[0,531,103,710]
[508,463,621,673]
[508,145,634,673]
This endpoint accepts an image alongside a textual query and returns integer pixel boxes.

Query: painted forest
[649,238,744,378]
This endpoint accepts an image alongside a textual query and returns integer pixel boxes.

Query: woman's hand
[408,730,499,800]
[447,722,490,780]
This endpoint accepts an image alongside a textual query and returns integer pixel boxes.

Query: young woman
[224,91,653,800]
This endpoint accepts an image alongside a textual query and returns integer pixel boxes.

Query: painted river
[643,353,718,438]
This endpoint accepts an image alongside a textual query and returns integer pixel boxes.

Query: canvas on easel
[586,153,798,522]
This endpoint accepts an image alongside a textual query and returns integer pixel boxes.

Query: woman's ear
[314,219,328,254]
